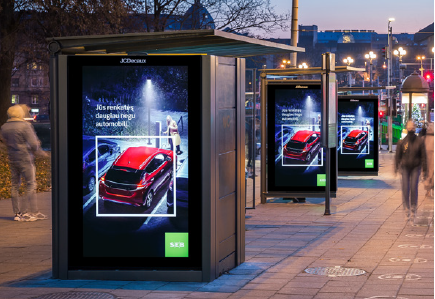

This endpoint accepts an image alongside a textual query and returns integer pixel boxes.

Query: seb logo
[365,159,374,168]
[165,233,189,257]
[317,174,326,187]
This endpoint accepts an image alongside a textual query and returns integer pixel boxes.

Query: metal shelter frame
[258,64,365,214]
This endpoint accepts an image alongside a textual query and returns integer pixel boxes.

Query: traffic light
[381,47,386,58]
[379,110,385,118]
[392,97,397,117]
[424,71,433,82]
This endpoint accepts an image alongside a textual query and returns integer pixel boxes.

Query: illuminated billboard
[267,82,336,192]
[67,55,202,270]
[337,95,379,175]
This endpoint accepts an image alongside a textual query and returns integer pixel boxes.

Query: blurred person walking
[394,120,428,224]
[1,105,47,221]
[423,122,434,197]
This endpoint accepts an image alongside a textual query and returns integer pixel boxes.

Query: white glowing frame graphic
[95,135,177,217]
[340,126,370,155]
[281,124,323,167]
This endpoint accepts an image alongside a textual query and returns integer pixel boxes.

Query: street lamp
[393,47,406,81]
[144,78,153,144]
[365,51,376,91]
[281,59,291,68]
[298,62,308,69]
[417,56,425,76]
[343,56,354,87]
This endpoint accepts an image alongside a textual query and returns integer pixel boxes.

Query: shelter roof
[48,29,304,58]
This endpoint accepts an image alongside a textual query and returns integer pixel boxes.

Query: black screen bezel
[66,55,203,270]
[337,95,379,173]
[267,82,337,192]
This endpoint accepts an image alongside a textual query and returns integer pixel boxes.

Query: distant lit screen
[338,96,378,173]
[267,83,336,192]
[67,55,202,270]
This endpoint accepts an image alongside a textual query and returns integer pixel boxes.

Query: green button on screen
[317,174,326,187]
[365,159,374,168]
[165,233,189,257]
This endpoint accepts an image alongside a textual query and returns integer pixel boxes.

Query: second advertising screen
[337,96,379,174]
[267,82,336,192]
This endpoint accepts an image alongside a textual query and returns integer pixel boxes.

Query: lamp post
[145,78,152,145]
[387,18,394,153]
[393,47,406,81]
[365,51,376,93]
[343,56,354,87]
[417,56,425,76]
[298,62,308,69]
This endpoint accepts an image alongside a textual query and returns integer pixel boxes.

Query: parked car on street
[83,137,121,194]
[342,129,369,152]
[33,114,50,122]
[99,146,174,209]
[283,130,321,162]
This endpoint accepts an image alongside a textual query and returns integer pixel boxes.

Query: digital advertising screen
[67,55,202,270]
[267,82,336,192]
[337,95,379,175]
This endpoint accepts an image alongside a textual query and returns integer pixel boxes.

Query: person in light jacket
[163,115,182,155]
[1,105,47,221]
[394,119,427,224]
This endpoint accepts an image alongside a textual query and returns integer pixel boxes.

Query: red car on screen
[99,146,174,208]
[283,130,321,162]
[342,129,368,152]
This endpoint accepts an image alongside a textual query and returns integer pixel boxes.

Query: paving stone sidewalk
[0,151,433,299]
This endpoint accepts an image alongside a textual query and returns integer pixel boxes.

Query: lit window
[31,95,39,104]
[11,95,19,104]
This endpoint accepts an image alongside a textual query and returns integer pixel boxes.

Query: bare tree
[128,0,289,34]
[206,0,289,35]
[0,0,132,126]
[0,0,33,125]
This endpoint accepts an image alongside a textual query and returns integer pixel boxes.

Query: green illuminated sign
[317,174,326,186]
[365,159,374,168]
[165,233,189,257]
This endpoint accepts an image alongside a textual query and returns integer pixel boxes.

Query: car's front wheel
[144,191,153,208]
[86,176,96,193]
[306,152,311,162]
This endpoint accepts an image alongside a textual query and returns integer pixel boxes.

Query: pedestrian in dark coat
[394,120,428,224]
[1,105,47,221]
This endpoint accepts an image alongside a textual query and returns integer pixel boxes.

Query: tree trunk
[0,0,18,126]
[0,48,14,126]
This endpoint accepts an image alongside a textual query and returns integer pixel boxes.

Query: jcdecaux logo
[165,233,189,257]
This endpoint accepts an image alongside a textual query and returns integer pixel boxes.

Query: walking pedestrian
[424,122,434,197]
[394,119,428,224]
[1,105,48,221]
